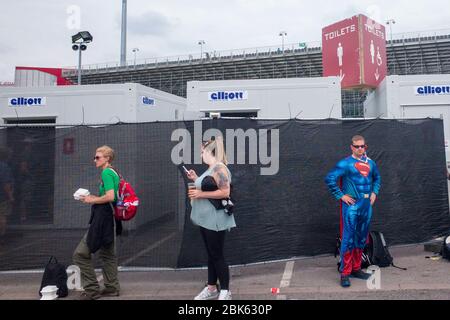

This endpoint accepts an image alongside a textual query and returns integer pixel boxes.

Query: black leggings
[200,227,230,290]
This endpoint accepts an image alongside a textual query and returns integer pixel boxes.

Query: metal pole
[78,45,82,85]
[387,20,395,75]
[120,0,127,66]
[390,24,393,74]
[282,35,284,52]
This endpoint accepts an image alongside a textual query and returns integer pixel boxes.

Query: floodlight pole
[279,31,287,52]
[120,0,127,66]
[78,44,83,85]
[198,40,205,61]
[72,31,92,85]
[386,19,396,74]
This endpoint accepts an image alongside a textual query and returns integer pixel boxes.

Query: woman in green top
[187,136,236,300]
[72,145,120,300]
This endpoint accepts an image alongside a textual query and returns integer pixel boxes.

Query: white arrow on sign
[340,69,346,82]
[375,68,380,81]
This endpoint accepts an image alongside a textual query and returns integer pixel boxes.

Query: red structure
[15,66,74,86]
[322,14,387,89]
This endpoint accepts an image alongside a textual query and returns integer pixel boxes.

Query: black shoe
[340,275,351,288]
[77,292,101,300]
[351,270,372,280]
[100,287,120,297]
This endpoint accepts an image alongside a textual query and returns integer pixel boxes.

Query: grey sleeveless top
[190,163,236,231]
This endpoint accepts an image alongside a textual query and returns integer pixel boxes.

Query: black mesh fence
[0,119,448,271]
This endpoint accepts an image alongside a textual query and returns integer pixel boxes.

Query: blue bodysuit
[325,155,381,276]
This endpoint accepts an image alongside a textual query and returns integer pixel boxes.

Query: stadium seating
[64,31,450,118]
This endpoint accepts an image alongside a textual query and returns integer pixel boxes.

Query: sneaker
[351,270,372,280]
[194,287,219,300]
[218,290,232,300]
[77,292,101,300]
[340,275,351,288]
[100,287,120,297]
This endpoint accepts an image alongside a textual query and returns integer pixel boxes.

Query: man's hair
[352,135,365,144]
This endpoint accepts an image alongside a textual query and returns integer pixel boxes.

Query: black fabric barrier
[177,118,450,267]
[0,119,448,271]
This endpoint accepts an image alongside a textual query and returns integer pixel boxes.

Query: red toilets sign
[322,14,387,89]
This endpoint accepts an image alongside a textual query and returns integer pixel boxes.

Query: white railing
[62,40,321,75]
[62,28,450,75]
[388,28,450,42]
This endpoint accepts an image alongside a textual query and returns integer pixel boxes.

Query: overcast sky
[1,0,449,82]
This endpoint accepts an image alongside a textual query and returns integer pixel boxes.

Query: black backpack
[335,231,407,270]
[367,231,394,267]
[441,235,450,260]
[39,256,68,298]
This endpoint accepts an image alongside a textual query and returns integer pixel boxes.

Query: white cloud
[127,10,176,36]
[0,0,449,82]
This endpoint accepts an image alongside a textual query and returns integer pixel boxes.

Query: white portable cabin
[364,74,450,161]
[0,83,197,230]
[186,77,342,119]
[0,83,195,125]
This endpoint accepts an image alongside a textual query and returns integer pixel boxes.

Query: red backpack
[109,168,139,221]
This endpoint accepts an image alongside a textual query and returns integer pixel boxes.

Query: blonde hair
[96,145,115,163]
[203,136,228,165]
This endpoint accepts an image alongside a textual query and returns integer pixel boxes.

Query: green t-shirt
[99,168,120,202]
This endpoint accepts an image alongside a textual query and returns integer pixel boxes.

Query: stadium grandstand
[63,29,450,118]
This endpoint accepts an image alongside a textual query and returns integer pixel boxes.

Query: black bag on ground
[39,256,68,298]
[441,235,450,260]
[335,231,407,271]
[368,231,393,267]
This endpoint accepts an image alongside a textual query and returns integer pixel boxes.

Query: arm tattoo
[213,166,229,189]
[217,171,229,189]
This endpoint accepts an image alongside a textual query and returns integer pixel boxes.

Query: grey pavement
[1,244,450,300]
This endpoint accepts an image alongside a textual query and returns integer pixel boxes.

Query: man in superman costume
[325,135,381,288]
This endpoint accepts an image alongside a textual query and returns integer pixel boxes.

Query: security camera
[72,44,79,51]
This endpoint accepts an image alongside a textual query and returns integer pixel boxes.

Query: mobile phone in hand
[182,166,189,174]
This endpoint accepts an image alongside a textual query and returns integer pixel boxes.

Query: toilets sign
[322,14,387,89]
[361,14,387,87]
[322,15,360,88]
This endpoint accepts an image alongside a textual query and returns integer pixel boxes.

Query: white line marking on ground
[277,261,295,300]
[120,232,177,267]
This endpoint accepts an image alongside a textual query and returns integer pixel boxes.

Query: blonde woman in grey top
[187,136,235,300]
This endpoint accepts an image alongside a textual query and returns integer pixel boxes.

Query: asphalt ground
[1,244,450,300]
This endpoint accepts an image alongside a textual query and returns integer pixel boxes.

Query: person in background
[16,141,32,223]
[0,147,14,243]
[187,136,236,300]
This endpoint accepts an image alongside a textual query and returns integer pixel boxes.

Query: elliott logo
[208,91,248,101]
[142,96,155,106]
